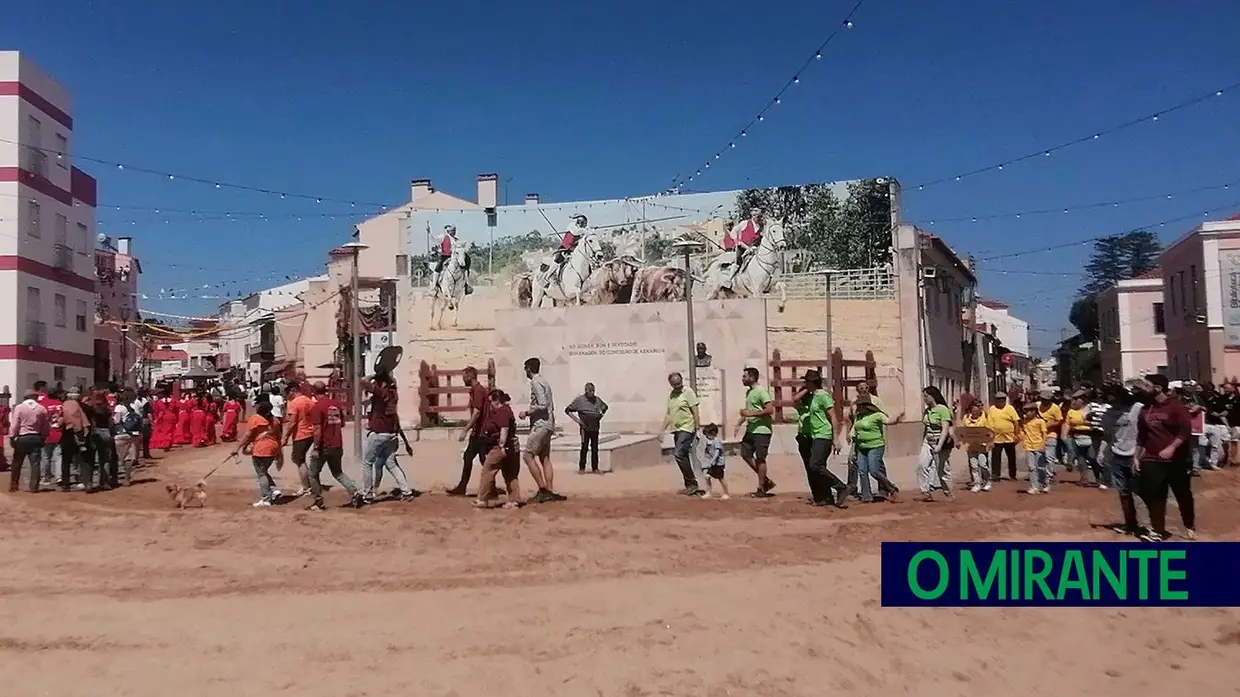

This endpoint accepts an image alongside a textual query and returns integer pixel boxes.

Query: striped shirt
[1086,402,1108,433]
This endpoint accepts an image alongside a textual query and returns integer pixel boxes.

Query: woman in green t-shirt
[918,386,955,502]
[849,401,903,502]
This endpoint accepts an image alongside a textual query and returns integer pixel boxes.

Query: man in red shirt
[554,214,589,265]
[723,207,764,288]
[447,365,490,496]
[306,382,362,510]
[35,388,64,488]
[1136,373,1195,541]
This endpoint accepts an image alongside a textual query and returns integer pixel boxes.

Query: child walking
[700,424,730,500]
[961,401,993,492]
[1021,402,1051,494]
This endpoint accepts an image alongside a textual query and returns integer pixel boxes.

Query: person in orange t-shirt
[232,400,284,507]
[281,381,317,497]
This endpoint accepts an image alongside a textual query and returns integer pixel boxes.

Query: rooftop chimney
[477,173,498,209]
[410,179,433,201]
[116,236,133,256]
[525,193,540,206]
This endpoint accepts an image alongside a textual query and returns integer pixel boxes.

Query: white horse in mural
[700,221,789,312]
[530,233,605,309]
[428,242,469,329]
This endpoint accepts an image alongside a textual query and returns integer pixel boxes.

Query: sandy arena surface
[1,434,1238,697]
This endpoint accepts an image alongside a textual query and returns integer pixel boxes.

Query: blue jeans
[40,443,60,483]
[1109,452,1137,494]
[1027,448,1051,490]
[854,445,891,501]
[361,431,410,498]
[672,431,698,490]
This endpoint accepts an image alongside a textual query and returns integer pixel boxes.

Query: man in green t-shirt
[736,366,777,497]
[804,371,849,508]
[662,372,703,496]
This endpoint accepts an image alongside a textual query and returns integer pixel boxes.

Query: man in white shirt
[269,385,286,420]
[111,388,141,486]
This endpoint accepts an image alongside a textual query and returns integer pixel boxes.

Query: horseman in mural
[429,224,473,329]
[702,208,789,312]
[722,207,764,291]
[530,214,605,308]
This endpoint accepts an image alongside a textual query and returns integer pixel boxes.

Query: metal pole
[683,249,698,393]
[823,271,833,362]
[351,250,364,462]
[120,326,129,387]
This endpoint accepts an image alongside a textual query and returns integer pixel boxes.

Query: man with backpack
[112,388,142,486]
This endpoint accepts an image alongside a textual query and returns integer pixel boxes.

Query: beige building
[1097,270,1167,382]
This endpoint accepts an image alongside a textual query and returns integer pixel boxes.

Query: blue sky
[4,0,1239,354]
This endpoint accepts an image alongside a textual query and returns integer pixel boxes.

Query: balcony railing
[25,320,47,347]
[53,243,74,271]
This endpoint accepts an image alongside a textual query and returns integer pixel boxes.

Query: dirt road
[0,440,1236,696]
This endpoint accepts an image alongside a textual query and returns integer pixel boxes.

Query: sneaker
[749,489,775,498]
[761,478,777,493]
[969,485,981,493]
[1026,487,1040,495]
[1139,530,1165,542]
[577,468,587,475]
[270,489,283,500]
[1186,528,1197,540]
[307,501,326,511]
[252,499,272,508]
[700,492,713,499]
[720,494,731,500]
[348,493,364,508]
[981,483,992,492]
[445,486,468,497]
[1038,487,1050,494]
[397,490,416,501]
[294,487,311,498]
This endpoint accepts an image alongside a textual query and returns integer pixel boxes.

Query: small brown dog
[165,466,218,509]
[166,481,208,508]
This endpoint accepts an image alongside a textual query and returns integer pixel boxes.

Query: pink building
[1096,269,1166,382]
[1160,214,1240,382]
[94,237,142,384]
[0,52,99,392]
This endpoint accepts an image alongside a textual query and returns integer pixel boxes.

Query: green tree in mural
[733,179,893,270]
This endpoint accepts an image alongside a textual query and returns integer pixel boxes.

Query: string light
[912,79,1240,190]
[0,136,395,208]
[669,0,867,190]
[923,178,1238,225]
[976,200,1240,263]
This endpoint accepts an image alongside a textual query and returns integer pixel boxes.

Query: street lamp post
[341,241,369,463]
[670,238,706,392]
[119,307,132,388]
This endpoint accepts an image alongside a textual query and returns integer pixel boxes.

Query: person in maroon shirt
[1136,373,1195,541]
[306,382,362,510]
[360,371,415,503]
[473,389,523,509]
[448,366,490,496]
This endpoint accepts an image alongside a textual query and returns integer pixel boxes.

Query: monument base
[549,433,662,473]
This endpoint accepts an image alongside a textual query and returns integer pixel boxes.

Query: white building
[0,52,98,391]
[977,300,1033,388]
[216,277,320,382]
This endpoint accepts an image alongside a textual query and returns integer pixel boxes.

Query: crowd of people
[3,358,1226,542]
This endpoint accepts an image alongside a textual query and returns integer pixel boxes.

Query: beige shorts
[522,424,553,458]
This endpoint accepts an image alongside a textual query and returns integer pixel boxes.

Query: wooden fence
[417,358,496,427]
[769,348,877,422]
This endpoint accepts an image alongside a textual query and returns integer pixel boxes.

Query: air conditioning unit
[922,267,938,279]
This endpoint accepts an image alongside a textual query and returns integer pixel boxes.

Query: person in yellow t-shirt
[1037,391,1064,470]
[986,393,1020,481]
[1020,402,1051,494]
[959,401,994,492]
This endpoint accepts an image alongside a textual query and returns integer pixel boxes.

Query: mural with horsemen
[405,178,893,327]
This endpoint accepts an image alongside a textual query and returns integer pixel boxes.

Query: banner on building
[1223,250,1240,348]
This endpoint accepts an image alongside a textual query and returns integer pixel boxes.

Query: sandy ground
[1,432,1238,697]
